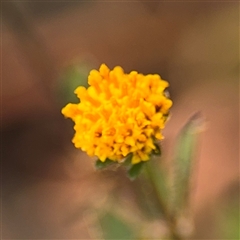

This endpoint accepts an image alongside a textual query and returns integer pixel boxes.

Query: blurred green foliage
[99,212,135,239]
[58,63,91,106]
[216,187,239,239]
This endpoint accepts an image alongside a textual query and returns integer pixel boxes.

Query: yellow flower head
[62,64,172,164]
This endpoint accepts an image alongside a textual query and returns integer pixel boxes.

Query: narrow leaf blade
[171,112,204,214]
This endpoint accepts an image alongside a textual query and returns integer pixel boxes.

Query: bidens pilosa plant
[61,64,204,240]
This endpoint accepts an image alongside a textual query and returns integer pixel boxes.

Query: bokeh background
[2,1,239,239]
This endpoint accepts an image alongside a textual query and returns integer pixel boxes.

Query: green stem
[145,161,182,240]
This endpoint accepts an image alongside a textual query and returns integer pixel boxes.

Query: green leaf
[152,143,161,156]
[171,112,204,214]
[98,212,134,239]
[122,153,133,169]
[127,162,145,181]
[95,158,116,169]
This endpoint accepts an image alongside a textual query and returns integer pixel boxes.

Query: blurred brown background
[1,1,239,239]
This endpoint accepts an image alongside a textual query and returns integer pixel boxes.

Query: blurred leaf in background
[98,211,135,240]
[57,61,92,106]
[171,112,205,216]
[215,181,239,239]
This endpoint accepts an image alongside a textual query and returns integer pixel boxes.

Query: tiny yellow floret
[61,64,172,164]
